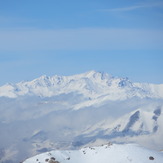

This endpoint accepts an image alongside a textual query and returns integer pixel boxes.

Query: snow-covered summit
[23,143,163,163]
[0,70,163,100]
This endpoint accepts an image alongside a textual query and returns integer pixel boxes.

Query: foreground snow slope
[23,144,163,163]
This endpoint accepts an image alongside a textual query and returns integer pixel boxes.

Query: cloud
[101,5,145,12]
[100,1,163,12]
[0,28,163,51]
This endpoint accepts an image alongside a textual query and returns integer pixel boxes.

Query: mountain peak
[79,70,112,80]
[38,75,49,80]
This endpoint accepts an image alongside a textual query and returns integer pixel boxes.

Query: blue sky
[0,0,163,85]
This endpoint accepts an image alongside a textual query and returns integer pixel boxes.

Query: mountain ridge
[0,70,163,100]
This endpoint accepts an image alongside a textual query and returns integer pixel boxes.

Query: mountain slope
[23,143,163,163]
[73,105,163,148]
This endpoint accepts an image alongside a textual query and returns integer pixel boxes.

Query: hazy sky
[0,0,163,85]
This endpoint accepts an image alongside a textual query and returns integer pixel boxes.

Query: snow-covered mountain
[23,143,163,163]
[0,71,163,163]
[73,106,163,148]
[0,70,163,100]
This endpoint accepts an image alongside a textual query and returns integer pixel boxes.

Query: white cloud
[0,28,163,51]
[101,5,145,12]
[100,1,163,12]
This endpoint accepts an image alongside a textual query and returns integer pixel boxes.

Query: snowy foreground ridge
[23,144,163,163]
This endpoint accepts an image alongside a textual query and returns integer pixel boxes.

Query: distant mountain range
[0,71,163,163]
[0,70,163,100]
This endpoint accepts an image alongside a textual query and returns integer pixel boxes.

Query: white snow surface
[23,143,163,163]
[0,70,163,100]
